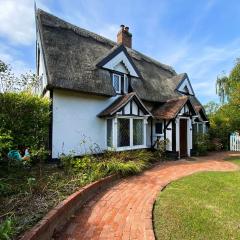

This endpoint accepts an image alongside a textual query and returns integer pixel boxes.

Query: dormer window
[112,73,130,94]
[113,73,121,93]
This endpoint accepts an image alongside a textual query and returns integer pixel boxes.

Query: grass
[153,156,240,240]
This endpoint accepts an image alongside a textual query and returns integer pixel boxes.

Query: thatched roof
[98,92,151,117]
[190,96,208,121]
[36,9,185,102]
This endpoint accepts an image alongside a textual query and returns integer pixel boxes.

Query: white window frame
[124,74,129,94]
[107,116,148,151]
[112,73,121,94]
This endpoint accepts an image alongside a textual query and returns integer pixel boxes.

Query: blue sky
[1,0,240,103]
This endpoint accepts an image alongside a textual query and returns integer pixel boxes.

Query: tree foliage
[216,73,229,104]
[0,60,40,93]
[204,101,219,117]
[209,59,240,149]
[190,59,240,150]
[216,59,240,105]
[0,92,50,153]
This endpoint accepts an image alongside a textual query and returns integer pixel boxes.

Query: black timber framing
[96,44,142,78]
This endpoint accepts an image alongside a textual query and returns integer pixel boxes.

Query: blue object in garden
[8,150,22,161]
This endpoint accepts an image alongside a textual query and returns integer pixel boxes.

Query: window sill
[115,145,147,151]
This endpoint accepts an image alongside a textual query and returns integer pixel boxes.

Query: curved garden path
[57,152,239,240]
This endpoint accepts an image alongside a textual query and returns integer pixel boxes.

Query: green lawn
[153,157,240,240]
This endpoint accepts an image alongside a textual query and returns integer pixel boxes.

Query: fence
[230,132,240,151]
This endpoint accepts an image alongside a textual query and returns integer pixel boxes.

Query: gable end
[96,45,141,78]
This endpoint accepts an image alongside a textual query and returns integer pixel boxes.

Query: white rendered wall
[125,102,130,114]
[132,101,138,115]
[166,122,172,151]
[52,90,117,158]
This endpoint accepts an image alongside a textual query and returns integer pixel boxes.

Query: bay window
[133,119,144,145]
[117,118,130,147]
[107,117,146,150]
[107,119,113,147]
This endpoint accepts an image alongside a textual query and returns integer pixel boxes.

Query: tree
[216,73,229,104]
[0,60,8,72]
[210,58,240,149]
[228,58,240,106]
[216,59,240,105]
[204,101,220,117]
[0,59,40,93]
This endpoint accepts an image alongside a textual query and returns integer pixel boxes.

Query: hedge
[0,92,50,152]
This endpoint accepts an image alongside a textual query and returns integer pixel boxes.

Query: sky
[1,0,240,104]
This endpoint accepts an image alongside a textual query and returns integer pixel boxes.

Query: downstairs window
[117,118,130,147]
[133,119,144,145]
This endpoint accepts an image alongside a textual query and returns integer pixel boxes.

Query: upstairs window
[124,75,129,93]
[113,74,121,93]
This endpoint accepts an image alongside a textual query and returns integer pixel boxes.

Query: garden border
[20,174,119,240]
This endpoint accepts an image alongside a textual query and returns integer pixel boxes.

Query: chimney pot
[117,25,132,48]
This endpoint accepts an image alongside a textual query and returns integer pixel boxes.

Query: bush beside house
[0,92,50,160]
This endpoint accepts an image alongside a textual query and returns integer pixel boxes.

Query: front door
[180,119,188,157]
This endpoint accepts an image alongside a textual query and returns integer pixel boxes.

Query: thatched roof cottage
[36,9,208,159]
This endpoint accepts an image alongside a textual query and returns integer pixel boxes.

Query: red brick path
[57,152,239,240]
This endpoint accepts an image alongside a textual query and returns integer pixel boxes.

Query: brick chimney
[117,25,132,48]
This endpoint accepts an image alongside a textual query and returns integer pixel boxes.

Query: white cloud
[0,0,35,45]
[0,43,33,75]
[0,0,49,45]
[176,39,240,102]
[96,24,119,41]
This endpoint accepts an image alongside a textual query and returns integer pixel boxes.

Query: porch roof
[98,92,151,117]
[151,96,197,119]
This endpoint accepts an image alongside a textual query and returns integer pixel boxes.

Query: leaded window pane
[113,74,120,93]
[133,119,144,145]
[124,75,129,93]
[117,118,130,147]
[198,123,203,134]
[107,119,113,147]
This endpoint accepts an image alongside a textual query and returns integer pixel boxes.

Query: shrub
[99,150,153,176]
[0,180,13,197]
[0,92,50,150]
[60,152,76,174]
[99,159,148,176]
[103,149,154,163]
[0,217,15,240]
[194,133,209,156]
[0,129,13,159]
[153,139,169,160]
[60,150,153,178]
[209,138,223,151]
